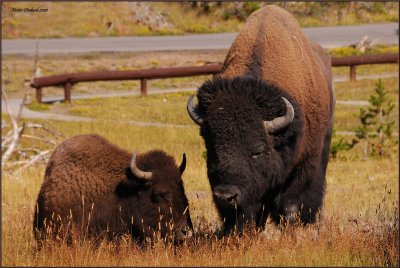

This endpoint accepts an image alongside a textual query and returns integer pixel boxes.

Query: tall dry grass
[2,122,398,266]
[3,184,398,267]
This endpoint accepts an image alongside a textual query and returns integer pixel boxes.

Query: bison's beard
[209,164,290,234]
[210,177,266,234]
[215,201,264,235]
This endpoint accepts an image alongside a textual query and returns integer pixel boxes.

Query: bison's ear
[115,179,142,197]
[116,168,149,197]
[179,153,187,174]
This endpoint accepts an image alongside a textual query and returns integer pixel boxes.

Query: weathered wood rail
[30,53,398,103]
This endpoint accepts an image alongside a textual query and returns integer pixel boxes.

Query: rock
[129,2,175,31]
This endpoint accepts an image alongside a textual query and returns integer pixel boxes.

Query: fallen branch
[2,126,24,148]
[25,122,65,138]
[1,86,25,163]
[2,67,31,163]
[2,47,64,174]
[13,150,51,175]
[21,134,57,145]
[18,148,43,154]
[17,148,44,159]
[2,160,31,167]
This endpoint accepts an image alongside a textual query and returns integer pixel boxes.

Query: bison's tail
[33,193,50,246]
[33,201,43,240]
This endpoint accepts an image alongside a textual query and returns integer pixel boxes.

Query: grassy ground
[2,2,399,39]
[24,77,398,133]
[2,119,398,266]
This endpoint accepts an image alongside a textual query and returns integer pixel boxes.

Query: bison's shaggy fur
[33,134,192,244]
[187,5,334,233]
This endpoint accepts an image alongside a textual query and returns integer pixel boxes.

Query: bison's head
[116,150,193,243]
[187,76,303,231]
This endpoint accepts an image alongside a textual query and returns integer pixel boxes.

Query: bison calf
[34,134,192,244]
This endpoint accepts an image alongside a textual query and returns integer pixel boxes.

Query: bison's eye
[248,143,265,159]
[152,190,172,204]
[251,152,264,159]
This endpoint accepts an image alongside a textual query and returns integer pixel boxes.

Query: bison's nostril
[213,185,242,206]
[214,191,238,203]
[181,228,193,238]
[175,227,193,242]
[225,193,238,202]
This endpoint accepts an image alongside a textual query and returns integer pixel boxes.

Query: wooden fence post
[140,78,147,97]
[350,65,356,81]
[36,87,42,103]
[64,82,72,103]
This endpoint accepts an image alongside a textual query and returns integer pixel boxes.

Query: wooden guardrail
[31,65,223,103]
[331,53,398,82]
[30,53,398,103]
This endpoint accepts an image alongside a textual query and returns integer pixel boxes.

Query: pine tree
[355,79,396,157]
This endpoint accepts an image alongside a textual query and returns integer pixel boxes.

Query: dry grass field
[2,121,398,266]
[1,50,399,266]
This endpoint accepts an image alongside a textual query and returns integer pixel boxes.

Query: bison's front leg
[271,156,326,225]
[219,204,262,235]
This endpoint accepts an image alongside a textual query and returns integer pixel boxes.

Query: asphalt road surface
[2,23,398,55]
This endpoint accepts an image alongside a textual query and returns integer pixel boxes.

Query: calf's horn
[187,95,204,126]
[264,97,295,133]
[130,153,152,180]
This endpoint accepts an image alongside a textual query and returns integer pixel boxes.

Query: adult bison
[187,5,334,232]
[34,134,193,244]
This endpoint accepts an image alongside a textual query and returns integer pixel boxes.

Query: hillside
[2,2,399,39]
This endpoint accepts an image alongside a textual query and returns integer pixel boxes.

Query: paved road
[2,23,398,55]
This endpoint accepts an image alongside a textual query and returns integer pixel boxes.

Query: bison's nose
[174,227,193,244]
[213,185,241,207]
[180,227,193,239]
[214,191,238,202]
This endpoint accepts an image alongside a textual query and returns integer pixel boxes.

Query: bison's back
[220,5,333,160]
[34,134,132,236]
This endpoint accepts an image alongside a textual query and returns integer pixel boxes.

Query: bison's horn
[179,153,186,174]
[130,153,152,180]
[264,97,295,133]
[187,95,204,126]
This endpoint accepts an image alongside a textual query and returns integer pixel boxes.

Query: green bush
[330,132,358,159]
[27,101,51,112]
[328,45,399,57]
[329,47,363,57]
